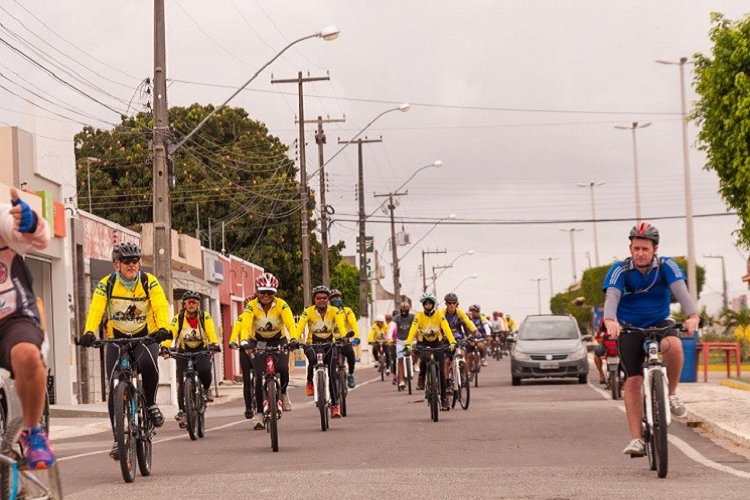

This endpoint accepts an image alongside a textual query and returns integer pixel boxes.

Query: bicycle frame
[642,337,671,429]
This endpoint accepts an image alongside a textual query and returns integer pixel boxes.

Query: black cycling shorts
[0,315,45,376]
[618,320,679,377]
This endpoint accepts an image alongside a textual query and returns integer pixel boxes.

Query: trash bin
[680,334,698,383]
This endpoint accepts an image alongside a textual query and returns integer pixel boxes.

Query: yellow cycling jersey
[332,306,360,339]
[440,306,477,333]
[368,322,390,343]
[298,305,348,343]
[84,272,170,338]
[405,310,456,345]
[165,310,218,350]
[237,298,298,342]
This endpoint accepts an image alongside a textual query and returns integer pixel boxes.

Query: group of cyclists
[0,213,702,480]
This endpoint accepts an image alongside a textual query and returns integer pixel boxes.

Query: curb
[720,379,750,392]
[684,407,750,450]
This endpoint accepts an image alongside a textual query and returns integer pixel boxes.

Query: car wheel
[511,377,521,386]
[578,374,588,384]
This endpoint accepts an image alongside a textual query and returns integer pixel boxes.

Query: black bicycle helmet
[629,222,659,245]
[181,290,201,305]
[444,293,458,303]
[115,242,141,261]
[312,285,331,297]
[468,304,481,313]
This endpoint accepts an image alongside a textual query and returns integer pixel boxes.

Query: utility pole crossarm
[373,191,408,309]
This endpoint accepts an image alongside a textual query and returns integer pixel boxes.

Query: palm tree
[720,307,750,361]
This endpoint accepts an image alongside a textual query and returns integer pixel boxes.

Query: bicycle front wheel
[459,360,470,410]
[136,393,152,477]
[651,369,669,478]
[429,363,439,422]
[406,359,413,395]
[316,370,328,431]
[268,381,279,452]
[113,382,137,483]
[184,376,197,441]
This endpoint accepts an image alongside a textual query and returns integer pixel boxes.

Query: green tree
[330,260,361,317]
[693,13,750,247]
[75,104,345,312]
[549,289,593,334]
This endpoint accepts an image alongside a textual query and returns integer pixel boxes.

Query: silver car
[510,315,591,386]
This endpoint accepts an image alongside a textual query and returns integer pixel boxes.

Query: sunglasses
[120,257,140,265]
[184,299,199,306]
[446,301,457,305]
[258,290,276,296]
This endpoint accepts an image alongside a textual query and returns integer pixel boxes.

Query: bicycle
[303,342,334,432]
[79,336,156,483]
[601,335,624,400]
[169,349,210,441]
[398,345,414,395]
[252,343,287,452]
[414,345,447,422]
[372,343,388,381]
[332,339,349,417]
[450,341,470,410]
[466,337,481,388]
[490,332,502,360]
[621,323,682,479]
[0,373,62,500]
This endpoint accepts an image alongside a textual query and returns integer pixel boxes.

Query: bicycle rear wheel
[609,370,619,400]
[473,356,480,388]
[429,363,439,422]
[337,370,348,417]
[459,360,470,410]
[380,358,385,382]
[184,376,197,441]
[113,382,137,483]
[136,394,152,477]
[316,370,328,431]
[196,382,206,438]
[406,358,413,395]
[268,381,279,452]
[651,370,669,478]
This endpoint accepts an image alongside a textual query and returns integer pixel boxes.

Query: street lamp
[530,278,547,314]
[614,122,652,223]
[540,256,559,298]
[368,160,443,218]
[451,273,478,294]
[704,254,727,309]
[170,26,339,154]
[431,250,475,286]
[401,214,457,260]
[657,57,698,302]
[559,228,584,283]
[577,181,605,267]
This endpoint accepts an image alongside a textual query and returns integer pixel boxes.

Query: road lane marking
[587,376,750,478]
[59,375,382,462]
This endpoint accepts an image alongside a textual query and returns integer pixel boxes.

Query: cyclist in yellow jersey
[368,314,392,376]
[160,290,221,428]
[405,293,456,411]
[297,285,350,418]
[236,273,298,430]
[79,242,172,460]
[441,293,477,391]
[329,289,361,388]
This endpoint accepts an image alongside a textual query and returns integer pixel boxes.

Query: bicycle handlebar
[620,323,685,336]
[168,349,210,359]
[76,335,156,349]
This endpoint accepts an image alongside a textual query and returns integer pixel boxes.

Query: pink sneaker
[20,427,55,469]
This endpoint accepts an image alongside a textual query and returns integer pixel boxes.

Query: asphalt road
[55,358,750,499]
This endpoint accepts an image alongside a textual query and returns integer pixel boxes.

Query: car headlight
[569,347,587,361]
[513,350,531,361]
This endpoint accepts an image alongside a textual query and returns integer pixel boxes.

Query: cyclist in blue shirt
[602,223,699,456]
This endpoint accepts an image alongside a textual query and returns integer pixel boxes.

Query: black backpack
[176,310,207,334]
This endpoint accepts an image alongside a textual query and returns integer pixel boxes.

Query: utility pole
[422,249,447,293]
[540,257,559,298]
[152,0,172,299]
[559,228,584,283]
[530,278,547,314]
[704,254,728,309]
[273,72,330,307]
[577,181,605,267]
[297,115,345,287]
[339,137,383,319]
[374,191,407,309]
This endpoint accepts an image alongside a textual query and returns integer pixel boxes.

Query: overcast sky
[2,0,749,319]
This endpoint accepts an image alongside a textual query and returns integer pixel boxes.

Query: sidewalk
[678,372,750,449]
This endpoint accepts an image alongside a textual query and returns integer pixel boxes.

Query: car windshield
[519,321,579,340]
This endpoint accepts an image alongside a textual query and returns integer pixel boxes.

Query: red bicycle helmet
[255,272,279,292]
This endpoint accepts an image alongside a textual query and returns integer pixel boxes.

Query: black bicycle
[253,343,287,451]
[466,338,481,388]
[414,345,447,422]
[169,349,210,441]
[333,339,350,417]
[80,336,156,482]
